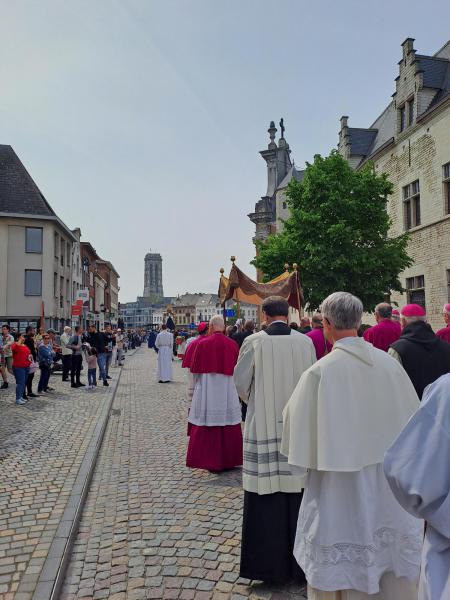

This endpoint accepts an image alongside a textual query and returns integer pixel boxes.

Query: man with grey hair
[234,295,316,584]
[363,302,401,352]
[389,304,450,398]
[282,291,422,599]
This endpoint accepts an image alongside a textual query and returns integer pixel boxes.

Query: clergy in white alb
[155,325,173,383]
[234,296,316,584]
[384,373,450,600]
[281,292,423,600]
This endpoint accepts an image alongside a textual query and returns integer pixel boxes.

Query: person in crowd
[186,315,242,472]
[234,296,316,584]
[436,302,450,343]
[115,329,125,366]
[384,373,450,600]
[11,332,33,405]
[68,325,85,388]
[182,322,209,431]
[363,302,401,351]
[289,322,299,331]
[86,324,108,386]
[23,326,38,399]
[226,325,237,338]
[391,308,401,324]
[299,317,312,334]
[282,291,422,599]
[1,324,14,389]
[388,304,450,398]
[37,333,55,394]
[176,333,186,360]
[60,325,72,382]
[87,347,98,389]
[306,312,333,360]
[34,326,45,347]
[103,324,114,379]
[155,325,174,383]
[147,329,158,353]
[233,320,254,348]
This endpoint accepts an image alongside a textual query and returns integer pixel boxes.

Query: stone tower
[144,253,164,300]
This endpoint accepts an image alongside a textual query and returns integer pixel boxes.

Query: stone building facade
[248,120,303,280]
[339,37,450,329]
[144,252,164,301]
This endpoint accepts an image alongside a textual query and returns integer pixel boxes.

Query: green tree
[253,151,412,311]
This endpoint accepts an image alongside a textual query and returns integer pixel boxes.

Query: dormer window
[408,97,414,126]
[399,105,406,132]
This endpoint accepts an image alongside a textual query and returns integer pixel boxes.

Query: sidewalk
[0,356,128,600]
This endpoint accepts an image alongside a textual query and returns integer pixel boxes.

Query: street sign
[71,304,82,316]
[76,289,89,306]
[225,309,235,317]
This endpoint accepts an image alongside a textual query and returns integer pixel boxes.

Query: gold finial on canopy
[220,267,224,274]
[284,263,290,272]
[230,256,236,264]
[292,263,298,271]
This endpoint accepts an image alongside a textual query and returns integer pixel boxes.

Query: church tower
[144,253,164,300]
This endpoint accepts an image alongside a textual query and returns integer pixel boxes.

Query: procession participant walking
[155,325,173,383]
[60,326,72,381]
[306,312,332,360]
[363,302,401,351]
[147,329,158,353]
[37,334,55,394]
[299,317,312,333]
[115,329,125,366]
[1,324,14,389]
[23,326,38,399]
[388,304,450,398]
[11,333,32,405]
[384,373,450,600]
[234,296,316,584]
[436,303,450,343]
[182,322,208,432]
[232,320,254,348]
[186,315,242,472]
[282,292,422,600]
[69,326,84,388]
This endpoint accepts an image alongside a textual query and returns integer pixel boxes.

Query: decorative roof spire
[279,118,285,139]
[268,121,277,149]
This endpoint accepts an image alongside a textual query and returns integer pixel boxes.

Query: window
[25,227,43,253]
[60,276,64,308]
[406,275,425,309]
[407,98,414,126]
[60,238,65,266]
[54,232,59,258]
[399,105,406,132]
[66,243,70,267]
[444,162,450,215]
[282,201,287,210]
[25,270,42,296]
[403,180,421,229]
[54,272,58,297]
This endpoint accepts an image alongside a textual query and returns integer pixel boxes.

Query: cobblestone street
[60,349,307,600]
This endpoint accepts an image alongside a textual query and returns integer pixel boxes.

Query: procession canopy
[219,260,304,310]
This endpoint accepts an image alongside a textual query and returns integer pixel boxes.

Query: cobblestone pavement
[0,357,123,599]
[61,348,307,600]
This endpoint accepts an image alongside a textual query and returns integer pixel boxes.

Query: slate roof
[0,145,56,216]
[415,55,449,88]
[277,165,305,190]
[347,129,378,157]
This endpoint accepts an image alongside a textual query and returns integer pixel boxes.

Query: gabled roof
[277,165,305,191]
[0,145,56,216]
[347,129,378,156]
[415,55,449,88]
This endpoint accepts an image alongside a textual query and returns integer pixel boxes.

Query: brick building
[339,37,450,329]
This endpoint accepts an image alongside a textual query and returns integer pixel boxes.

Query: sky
[1,1,449,302]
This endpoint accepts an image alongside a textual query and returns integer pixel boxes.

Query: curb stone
[31,350,137,600]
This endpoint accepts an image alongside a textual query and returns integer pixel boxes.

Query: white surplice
[188,373,241,427]
[282,337,423,597]
[155,330,173,382]
[384,373,450,600]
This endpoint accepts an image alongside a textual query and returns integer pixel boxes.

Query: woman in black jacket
[23,326,38,399]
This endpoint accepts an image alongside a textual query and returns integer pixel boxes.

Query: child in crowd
[87,347,98,389]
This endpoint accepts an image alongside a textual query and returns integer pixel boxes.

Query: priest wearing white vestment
[384,373,450,600]
[282,292,423,600]
[234,296,316,584]
[155,325,173,383]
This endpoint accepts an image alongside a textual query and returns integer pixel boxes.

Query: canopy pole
[220,267,227,327]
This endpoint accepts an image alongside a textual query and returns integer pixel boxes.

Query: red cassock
[436,325,450,344]
[363,319,401,352]
[185,332,243,472]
